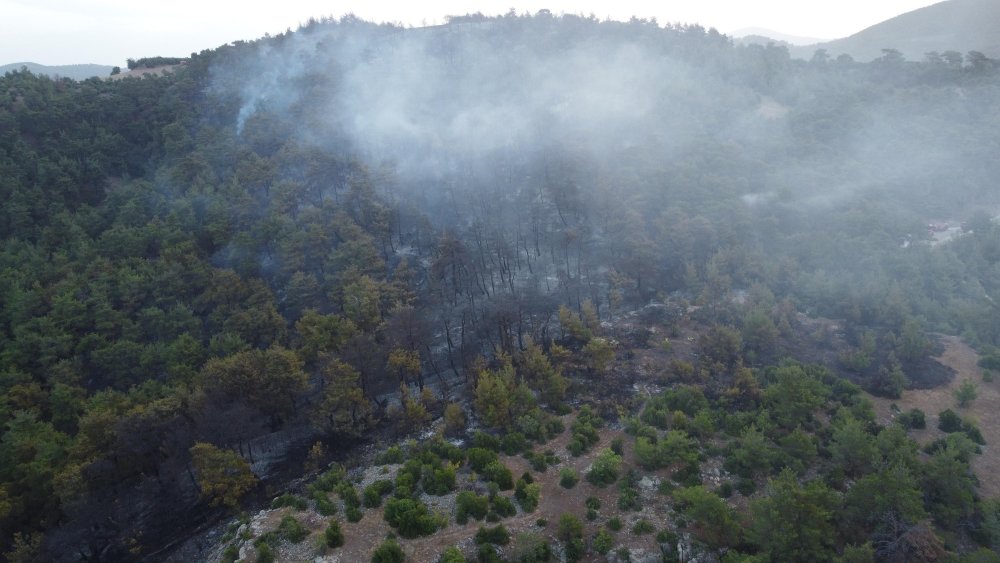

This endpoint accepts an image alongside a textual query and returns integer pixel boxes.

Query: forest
[2,11,1000,562]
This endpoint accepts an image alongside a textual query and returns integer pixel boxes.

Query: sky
[1,0,944,66]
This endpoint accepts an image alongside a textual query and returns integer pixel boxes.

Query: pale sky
[1,0,944,66]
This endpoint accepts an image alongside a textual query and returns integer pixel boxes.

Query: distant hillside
[731,27,827,46]
[811,0,1000,61]
[0,62,114,80]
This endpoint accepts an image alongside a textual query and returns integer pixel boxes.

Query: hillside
[0,62,114,80]
[811,0,1000,61]
[2,12,1000,563]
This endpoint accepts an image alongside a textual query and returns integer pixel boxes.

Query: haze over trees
[1,9,1000,562]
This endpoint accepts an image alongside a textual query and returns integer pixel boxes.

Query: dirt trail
[870,335,1000,498]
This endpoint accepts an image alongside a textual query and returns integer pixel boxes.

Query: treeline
[125,57,186,70]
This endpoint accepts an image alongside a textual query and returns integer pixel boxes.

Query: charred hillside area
[3,12,1000,562]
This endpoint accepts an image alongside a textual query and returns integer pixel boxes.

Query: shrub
[444,403,467,436]
[632,519,655,534]
[593,528,614,554]
[557,513,584,541]
[491,495,517,518]
[938,409,963,433]
[610,437,625,455]
[586,508,598,521]
[898,408,926,430]
[371,539,405,563]
[515,479,541,512]
[587,448,622,487]
[472,431,502,452]
[379,446,406,465]
[313,491,337,516]
[467,448,500,472]
[475,524,510,545]
[477,544,502,563]
[439,546,465,563]
[559,467,579,489]
[277,515,309,543]
[345,505,362,523]
[501,432,529,455]
[585,496,601,510]
[384,497,438,538]
[510,532,551,563]
[482,461,514,490]
[735,477,756,496]
[324,521,344,548]
[456,491,489,524]
[717,482,734,498]
[564,537,585,563]
[608,517,622,531]
[256,543,275,563]
[364,480,394,508]
[271,493,307,511]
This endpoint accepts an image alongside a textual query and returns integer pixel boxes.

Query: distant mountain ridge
[0,62,114,80]
[731,27,828,46]
[804,0,1000,61]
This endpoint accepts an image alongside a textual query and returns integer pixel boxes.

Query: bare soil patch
[869,335,1000,498]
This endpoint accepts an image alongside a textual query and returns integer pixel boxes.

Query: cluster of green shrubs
[383,496,440,538]
[307,466,346,516]
[937,409,985,445]
[515,474,541,512]
[567,405,602,456]
[641,386,709,429]
[523,449,559,472]
[363,480,394,508]
[270,493,307,511]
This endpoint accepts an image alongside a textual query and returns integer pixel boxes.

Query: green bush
[608,517,622,531]
[491,495,517,518]
[467,448,500,472]
[587,448,622,487]
[346,505,363,522]
[477,544,502,563]
[271,493,307,511]
[439,546,465,563]
[509,532,551,562]
[632,519,655,534]
[384,497,438,538]
[501,432,529,455]
[456,491,490,524]
[515,478,541,512]
[557,513,584,541]
[324,521,344,548]
[256,543,275,563]
[585,496,600,510]
[371,538,405,563]
[472,431,502,452]
[717,482,734,498]
[482,461,514,490]
[278,515,309,543]
[379,446,406,465]
[564,537,584,563]
[475,524,510,545]
[938,409,963,433]
[313,491,338,516]
[364,480,394,507]
[593,528,614,554]
[898,408,926,430]
[735,477,756,496]
[559,467,579,489]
